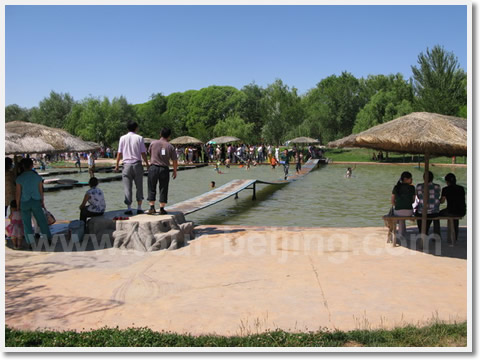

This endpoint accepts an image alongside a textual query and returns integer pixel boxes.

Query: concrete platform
[5,226,467,336]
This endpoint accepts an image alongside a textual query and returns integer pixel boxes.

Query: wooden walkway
[166,159,320,215]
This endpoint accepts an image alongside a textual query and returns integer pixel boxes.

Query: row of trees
[6,45,467,147]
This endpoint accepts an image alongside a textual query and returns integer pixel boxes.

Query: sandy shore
[5,225,467,336]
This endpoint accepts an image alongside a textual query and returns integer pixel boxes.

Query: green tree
[30,91,75,128]
[411,45,467,115]
[353,74,414,133]
[65,97,103,143]
[185,86,246,141]
[105,96,137,146]
[299,93,330,144]
[213,115,255,141]
[303,72,364,142]
[5,104,31,123]
[161,90,198,137]
[240,82,265,142]
[134,93,168,138]
[261,79,304,145]
[65,96,135,147]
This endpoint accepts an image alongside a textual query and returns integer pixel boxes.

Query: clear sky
[5,4,468,108]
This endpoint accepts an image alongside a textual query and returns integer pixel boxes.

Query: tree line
[5,45,467,148]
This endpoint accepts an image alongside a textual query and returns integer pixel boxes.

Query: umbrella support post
[419,153,430,252]
[252,183,256,201]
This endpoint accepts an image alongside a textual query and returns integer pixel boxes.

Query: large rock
[112,212,194,251]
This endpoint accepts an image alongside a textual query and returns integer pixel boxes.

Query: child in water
[270,156,277,170]
[210,181,216,189]
[345,165,356,178]
[214,161,223,174]
[7,200,24,250]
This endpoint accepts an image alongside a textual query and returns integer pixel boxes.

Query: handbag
[387,206,395,217]
[44,209,56,225]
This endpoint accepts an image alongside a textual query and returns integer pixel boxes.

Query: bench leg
[448,219,456,247]
[386,220,397,246]
[392,221,398,247]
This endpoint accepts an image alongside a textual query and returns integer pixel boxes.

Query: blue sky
[5,4,468,108]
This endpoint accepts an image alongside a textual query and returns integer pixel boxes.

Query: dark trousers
[80,207,103,224]
[283,163,289,178]
[415,211,440,236]
[438,209,463,240]
[296,162,301,172]
[147,165,170,203]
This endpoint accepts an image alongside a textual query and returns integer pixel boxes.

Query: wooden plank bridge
[166,159,320,215]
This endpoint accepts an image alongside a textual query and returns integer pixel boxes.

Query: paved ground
[5,225,467,336]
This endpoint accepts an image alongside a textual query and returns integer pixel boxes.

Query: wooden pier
[166,159,320,215]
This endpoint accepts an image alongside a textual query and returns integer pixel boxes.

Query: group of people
[391,170,466,241]
[211,146,305,181]
[114,122,178,216]
[5,157,52,250]
[5,121,179,250]
[6,123,467,250]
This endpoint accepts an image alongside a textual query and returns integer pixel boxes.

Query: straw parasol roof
[208,136,240,144]
[5,121,101,155]
[327,112,467,242]
[170,136,203,145]
[328,112,467,156]
[287,136,320,145]
[327,134,358,149]
[143,138,157,144]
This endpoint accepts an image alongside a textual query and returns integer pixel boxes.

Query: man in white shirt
[115,122,150,215]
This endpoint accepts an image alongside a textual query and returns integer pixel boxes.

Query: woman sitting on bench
[439,173,466,241]
[391,171,415,240]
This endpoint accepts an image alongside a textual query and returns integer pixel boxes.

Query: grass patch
[324,148,466,165]
[5,322,467,347]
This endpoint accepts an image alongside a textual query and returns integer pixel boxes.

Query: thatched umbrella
[327,134,358,149]
[5,121,101,155]
[170,136,203,145]
[327,112,467,243]
[143,138,156,145]
[287,136,320,145]
[208,136,240,144]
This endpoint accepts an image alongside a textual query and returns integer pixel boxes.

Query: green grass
[324,148,466,165]
[5,322,467,347]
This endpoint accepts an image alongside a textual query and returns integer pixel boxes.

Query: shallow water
[44,164,467,228]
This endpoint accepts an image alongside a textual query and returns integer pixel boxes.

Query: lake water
[45,164,467,228]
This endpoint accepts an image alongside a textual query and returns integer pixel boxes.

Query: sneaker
[146,208,156,215]
[137,209,144,215]
[124,210,133,215]
[160,209,168,215]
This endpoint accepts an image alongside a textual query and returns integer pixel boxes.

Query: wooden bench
[382,215,463,247]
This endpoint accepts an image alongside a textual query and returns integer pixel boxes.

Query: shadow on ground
[395,226,467,260]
